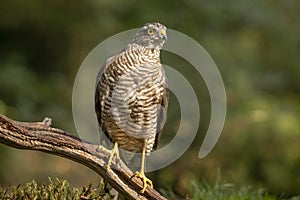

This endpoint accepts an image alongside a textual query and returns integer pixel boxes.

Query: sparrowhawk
[95,22,168,193]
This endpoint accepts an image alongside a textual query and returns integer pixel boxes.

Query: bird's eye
[148,29,154,35]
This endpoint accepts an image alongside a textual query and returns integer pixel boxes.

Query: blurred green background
[0,0,300,197]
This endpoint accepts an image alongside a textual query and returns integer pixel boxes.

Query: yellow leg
[99,143,120,170]
[134,146,153,193]
[98,145,111,154]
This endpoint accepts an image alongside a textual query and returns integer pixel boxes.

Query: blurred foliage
[0,0,300,198]
[2,178,299,200]
[188,181,278,200]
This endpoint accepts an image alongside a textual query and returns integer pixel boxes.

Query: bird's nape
[130,22,167,49]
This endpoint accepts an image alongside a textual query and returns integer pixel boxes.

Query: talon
[135,171,153,193]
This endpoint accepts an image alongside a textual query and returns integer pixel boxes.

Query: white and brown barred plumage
[95,23,168,157]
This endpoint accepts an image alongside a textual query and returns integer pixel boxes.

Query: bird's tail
[119,149,141,172]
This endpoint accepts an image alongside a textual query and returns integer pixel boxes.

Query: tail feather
[119,149,141,172]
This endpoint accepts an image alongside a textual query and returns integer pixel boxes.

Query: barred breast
[95,45,167,154]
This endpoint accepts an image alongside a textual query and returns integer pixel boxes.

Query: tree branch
[0,114,167,200]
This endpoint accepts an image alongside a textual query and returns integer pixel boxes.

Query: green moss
[0,178,111,200]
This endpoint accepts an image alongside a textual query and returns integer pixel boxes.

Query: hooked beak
[160,29,167,40]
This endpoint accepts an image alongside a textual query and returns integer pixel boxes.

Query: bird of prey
[95,22,168,193]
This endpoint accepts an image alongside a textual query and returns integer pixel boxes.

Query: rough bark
[0,114,167,200]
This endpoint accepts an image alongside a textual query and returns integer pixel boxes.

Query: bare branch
[0,114,167,200]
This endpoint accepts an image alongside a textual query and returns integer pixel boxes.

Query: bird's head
[131,22,167,49]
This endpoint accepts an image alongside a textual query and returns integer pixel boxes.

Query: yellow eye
[148,29,154,35]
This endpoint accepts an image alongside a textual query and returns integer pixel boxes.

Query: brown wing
[153,86,169,150]
[94,58,114,144]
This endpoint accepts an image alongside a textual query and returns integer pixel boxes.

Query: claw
[135,171,153,193]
